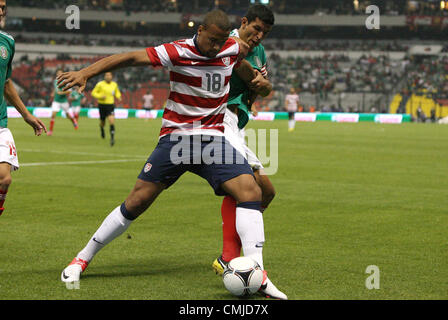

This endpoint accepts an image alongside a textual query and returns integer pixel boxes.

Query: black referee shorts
[98,104,115,121]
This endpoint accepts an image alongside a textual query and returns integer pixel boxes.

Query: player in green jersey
[69,88,86,122]
[0,0,47,216]
[48,69,79,136]
[211,5,287,300]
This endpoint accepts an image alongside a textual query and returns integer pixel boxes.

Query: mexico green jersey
[54,79,68,103]
[228,29,267,129]
[70,90,84,107]
[0,31,15,128]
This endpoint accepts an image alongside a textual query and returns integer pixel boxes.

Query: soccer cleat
[258,271,288,300]
[110,137,115,147]
[61,257,89,283]
[47,131,53,136]
[212,255,229,276]
[288,127,294,132]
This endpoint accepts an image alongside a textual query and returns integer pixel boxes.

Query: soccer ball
[222,257,264,297]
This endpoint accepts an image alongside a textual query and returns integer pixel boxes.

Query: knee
[0,174,12,189]
[240,180,262,203]
[264,185,276,202]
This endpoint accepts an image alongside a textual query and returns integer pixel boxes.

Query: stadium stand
[5,0,448,120]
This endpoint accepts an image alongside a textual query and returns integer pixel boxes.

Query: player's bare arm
[235,62,271,97]
[249,70,272,97]
[4,79,47,135]
[57,50,151,93]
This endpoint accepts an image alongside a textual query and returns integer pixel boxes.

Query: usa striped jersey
[146,35,241,138]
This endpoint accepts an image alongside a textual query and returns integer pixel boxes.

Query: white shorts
[72,105,81,114]
[223,109,263,170]
[51,101,71,114]
[0,128,19,171]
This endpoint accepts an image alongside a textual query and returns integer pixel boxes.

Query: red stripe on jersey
[170,72,202,87]
[163,108,225,125]
[168,91,229,109]
[220,38,239,55]
[163,43,180,65]
[171,57,236,67]
[160,125,224,137]
[146,47,161,67]
[173,41,201,56]
[224,75,232,85]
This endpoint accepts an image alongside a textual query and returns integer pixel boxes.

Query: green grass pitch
[0,117,447,300]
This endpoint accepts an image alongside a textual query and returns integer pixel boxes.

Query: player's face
[197,24,230,58]
[240,17,272,50]
[0,0,6,24]
[105,73,113,82]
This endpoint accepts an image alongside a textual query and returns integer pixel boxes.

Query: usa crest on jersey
[144,163,152,173]
[222,57,231,66]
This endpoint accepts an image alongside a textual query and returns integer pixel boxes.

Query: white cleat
[61,257,88,283]
[259,271,288,300]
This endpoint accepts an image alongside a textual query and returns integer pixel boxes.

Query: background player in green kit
[69,88,86,122]
[0,0,47,216]
[211,5,283,299]
[48,69,79,136]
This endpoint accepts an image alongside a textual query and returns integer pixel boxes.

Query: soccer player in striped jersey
[0,0,47,216]
[57,10,286,299]
[210,5,283,299]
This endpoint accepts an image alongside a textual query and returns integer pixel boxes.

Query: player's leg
[62,103,78,129]
[221,174,287,300]
[73,106,81,122]
[99,105,106,139]
[212,195,240,274]
[107,113,116,146]
[61,136,182,282]
[215,168,275,273]
[0,129,19,216]
[288,112,295,131]
[0,163,12,216]
[61,179,165,283]
[214,108,248,271]
[253,169,276,212]
[48,102,59,136]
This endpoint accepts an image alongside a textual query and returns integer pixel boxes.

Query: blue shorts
[138,134,254,196]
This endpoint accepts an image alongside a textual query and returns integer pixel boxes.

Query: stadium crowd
[8,0,448,16]
[12,51,448,113]
[12,32,415,52]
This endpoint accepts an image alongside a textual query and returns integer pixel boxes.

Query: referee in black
[91,72,122,146]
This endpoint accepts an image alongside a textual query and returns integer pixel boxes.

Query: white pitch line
[21,159,143,167]
[20,148,147,159]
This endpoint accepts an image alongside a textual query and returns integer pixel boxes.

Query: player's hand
[57,71,88,94]
[249,70,269,92]
[252,109,258,117]
[23,114,47,136]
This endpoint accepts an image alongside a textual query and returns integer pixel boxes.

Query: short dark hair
[245,4,275,26]
[203,9,231,31]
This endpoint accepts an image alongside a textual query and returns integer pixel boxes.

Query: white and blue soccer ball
[222,257,264,297]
